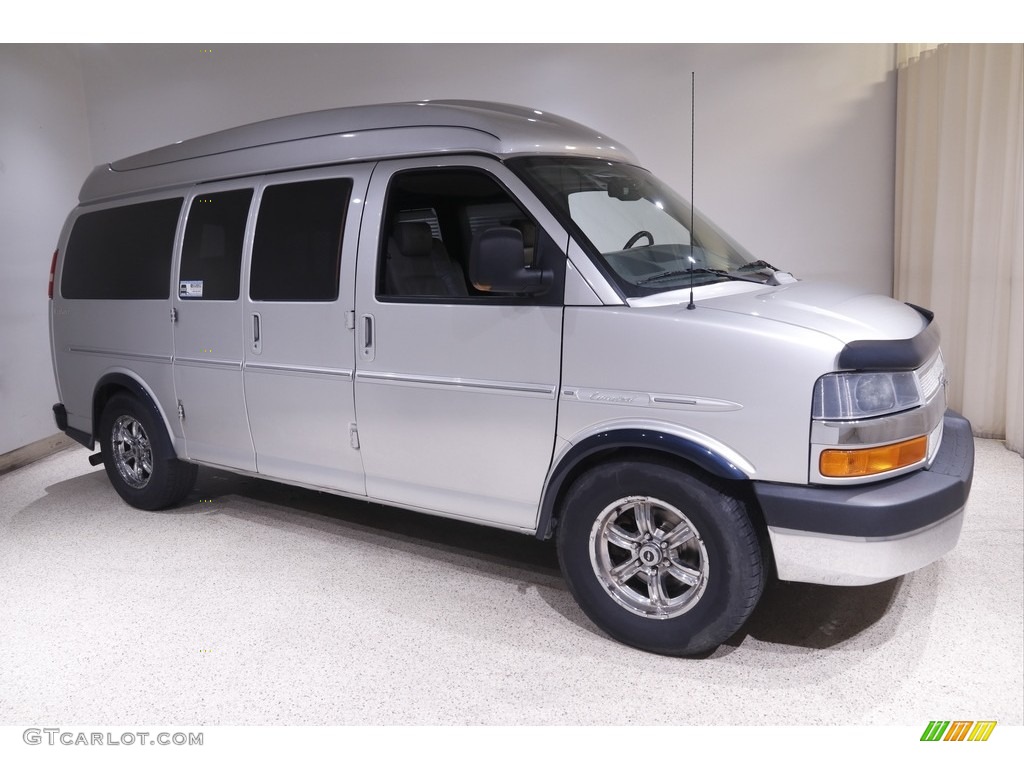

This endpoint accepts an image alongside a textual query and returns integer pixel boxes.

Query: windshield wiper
[637,268,714,286]
[731,259,798,285]
[735,259,780,272]
[636,268,763,286]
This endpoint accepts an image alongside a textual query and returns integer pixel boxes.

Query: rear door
[241,167,371,493]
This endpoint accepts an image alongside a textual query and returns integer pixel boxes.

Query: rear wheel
[556,459,764,656]
[99,393,196,510]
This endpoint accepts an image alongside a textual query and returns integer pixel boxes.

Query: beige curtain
[895,44,1024,455]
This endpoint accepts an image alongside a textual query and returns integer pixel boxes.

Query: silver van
[49,101,974,655]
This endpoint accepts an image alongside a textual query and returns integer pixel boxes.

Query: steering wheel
[623,230,654,249]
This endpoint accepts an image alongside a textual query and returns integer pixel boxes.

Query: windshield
[509,157,772,298]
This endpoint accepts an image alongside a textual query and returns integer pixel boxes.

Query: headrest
[392,222,433,259]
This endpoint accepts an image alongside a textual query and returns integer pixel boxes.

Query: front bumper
[753,410,974,586]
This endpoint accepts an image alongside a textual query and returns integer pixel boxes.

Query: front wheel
[556,459,765,656]
[99,393,197,510]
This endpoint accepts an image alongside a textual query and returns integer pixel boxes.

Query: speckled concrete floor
[1,439,1020,726]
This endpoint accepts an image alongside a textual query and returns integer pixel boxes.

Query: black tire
[556,458,765,656]
[99,392,197,510]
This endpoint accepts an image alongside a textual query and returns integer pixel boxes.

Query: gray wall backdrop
[0,43,896,455]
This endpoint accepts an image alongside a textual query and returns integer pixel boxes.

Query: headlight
[812,371,922,420]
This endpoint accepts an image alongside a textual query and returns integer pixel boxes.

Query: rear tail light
[48,249,58,299]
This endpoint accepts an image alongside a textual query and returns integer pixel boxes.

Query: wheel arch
[535,428,757,542]
[93,372,178,459]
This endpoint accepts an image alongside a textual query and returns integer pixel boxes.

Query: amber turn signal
[819,436,928,478]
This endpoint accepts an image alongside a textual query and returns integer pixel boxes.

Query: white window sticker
[179,280,203,298]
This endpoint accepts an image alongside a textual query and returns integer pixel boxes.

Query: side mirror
[469,227,552,295]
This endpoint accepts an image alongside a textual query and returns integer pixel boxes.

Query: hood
[696,281,928,344]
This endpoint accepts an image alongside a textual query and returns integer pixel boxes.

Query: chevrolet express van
[49,101,974,655]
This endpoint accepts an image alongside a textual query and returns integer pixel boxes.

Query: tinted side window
[178,190,252,301]
[62,198,182,299]
[250,179,351,302]
[378,168,564,305]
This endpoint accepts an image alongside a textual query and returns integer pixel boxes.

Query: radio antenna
[687,71,696,311]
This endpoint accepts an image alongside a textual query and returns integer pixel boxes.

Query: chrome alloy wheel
[589,495,709,619]
[110,414,153,490]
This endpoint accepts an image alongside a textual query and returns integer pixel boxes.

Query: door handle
[360,314,375,361]
[252,312,262,355]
